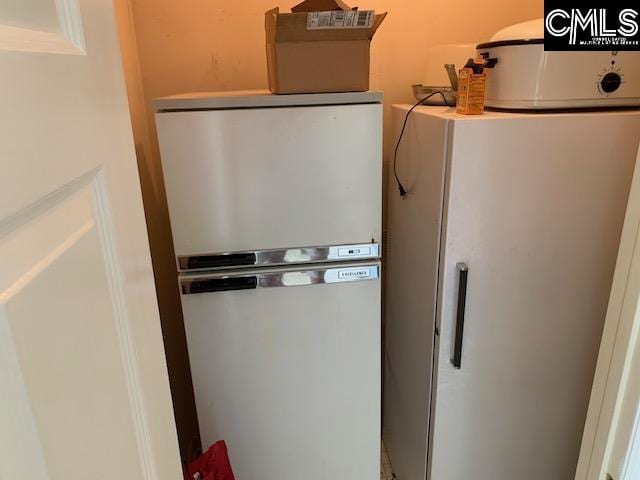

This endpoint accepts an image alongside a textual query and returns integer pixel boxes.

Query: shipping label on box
[307,10,374,29]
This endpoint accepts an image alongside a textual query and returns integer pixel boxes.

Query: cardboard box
[291,0,352,12]
[265,3,386,94]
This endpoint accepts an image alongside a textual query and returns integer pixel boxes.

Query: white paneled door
[0,1,182,480]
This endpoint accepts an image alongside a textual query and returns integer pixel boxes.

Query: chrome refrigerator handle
[452,263,469,369]
[181,264,380,295]
[178,243,380,272]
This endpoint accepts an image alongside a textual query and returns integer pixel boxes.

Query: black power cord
[393,91,450,198]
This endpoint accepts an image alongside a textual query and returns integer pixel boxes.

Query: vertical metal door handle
[452,263,469,369]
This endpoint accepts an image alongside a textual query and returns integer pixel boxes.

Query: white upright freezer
[154,91,383,480]
[383,106,640,480]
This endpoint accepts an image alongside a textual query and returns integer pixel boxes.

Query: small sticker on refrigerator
[338,268,372,280]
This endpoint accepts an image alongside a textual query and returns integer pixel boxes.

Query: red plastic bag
[184,441,235,480]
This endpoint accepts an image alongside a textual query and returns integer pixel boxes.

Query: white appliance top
[154,90,383,111]
[489,18,543,42]
[395,105,640,121]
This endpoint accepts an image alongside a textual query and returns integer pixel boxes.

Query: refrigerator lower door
[430,112,640,480]
[180,262,381,480]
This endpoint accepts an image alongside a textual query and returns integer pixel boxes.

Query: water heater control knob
[600,72,622,94]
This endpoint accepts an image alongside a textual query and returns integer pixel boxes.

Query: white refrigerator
[383,106,640,480]
[154,91,383,480]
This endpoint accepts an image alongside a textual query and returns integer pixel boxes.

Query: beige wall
[120,0,542,455]
[130,0,542,150]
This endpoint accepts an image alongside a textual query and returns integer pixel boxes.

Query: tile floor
[380,442,394,480]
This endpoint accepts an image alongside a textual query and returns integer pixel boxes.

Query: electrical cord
[393,91,450,198]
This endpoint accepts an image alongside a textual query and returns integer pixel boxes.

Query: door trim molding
[92,170,159,480]
[576,149,640,479]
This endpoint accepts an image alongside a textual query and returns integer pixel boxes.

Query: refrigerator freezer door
[430,112,640,480]
[180,262,381,480]
[156,103,382,257]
